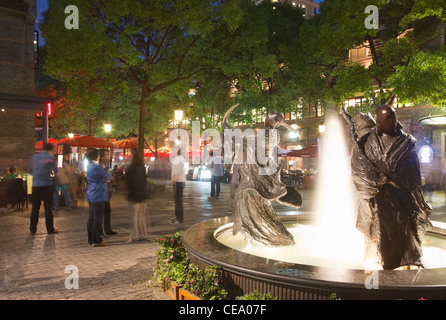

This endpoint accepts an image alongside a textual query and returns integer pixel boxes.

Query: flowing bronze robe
[352,128,432,270]
[232,161,299,246]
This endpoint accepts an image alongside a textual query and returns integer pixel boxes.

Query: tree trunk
[154,138,158,159]
[138,90,148,160]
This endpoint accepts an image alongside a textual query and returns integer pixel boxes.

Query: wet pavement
[0,180,241,300]
[1,180,446,300]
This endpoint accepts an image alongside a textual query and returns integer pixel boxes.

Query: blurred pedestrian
[208,150,223,200]
[425,171,440,202]
[86,148,111,247]
[111,164,119,191]
[53,154,71,211]
[6,166,21,179]
[68,161,80,208]
[1,168,8,179]
[29,142,58,235]
[126,149,148,243]
[170,150,186,224]
[228,151,243,214]
[441,172,446,204]
[99,149,117,235]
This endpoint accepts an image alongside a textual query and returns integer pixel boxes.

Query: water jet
[183,111,446,299]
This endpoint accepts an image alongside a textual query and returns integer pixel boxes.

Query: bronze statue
[223,105,301,246]
[344,105,432,270]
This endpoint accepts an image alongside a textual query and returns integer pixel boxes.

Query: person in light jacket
[170,150,186,224]
[29,143,58,235]
[86,148,111,247]
[208,150,223,199]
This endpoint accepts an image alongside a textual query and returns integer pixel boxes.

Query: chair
[0,180,8,208]
[0,179,26,211]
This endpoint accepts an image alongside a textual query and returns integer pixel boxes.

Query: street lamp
[174,110,184,125]
[68,133,74,139]
[104,122,112,168]
[174,110,184,152]
[104,122,111,141]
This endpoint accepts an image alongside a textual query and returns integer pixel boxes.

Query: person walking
[99,149,117,236]
[29,142,58,235]
[86,148,111,247]
[170,150,186,224]
[53,154,71,211]
[208,150,223,200]
[228,151,243,214]
[126,149,148,243]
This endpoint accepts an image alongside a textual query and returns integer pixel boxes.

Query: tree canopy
[300,0,446,114]
[40,0,446,147]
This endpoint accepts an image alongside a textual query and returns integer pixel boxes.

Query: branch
[176,34,202,79]
[366,35,381,67]
[149,25,177,65]
[386,92,396,106]
[116,57,143,84]
[149,67,213,94]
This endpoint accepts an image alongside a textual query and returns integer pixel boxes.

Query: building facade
[0,0,48,172]
[271,0,319,19]
[348,25,446,177]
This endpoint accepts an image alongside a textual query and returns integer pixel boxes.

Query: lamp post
[104,122,112,141]
[175,109,184,141]
[104,122,112,168]
[174,110,184,126]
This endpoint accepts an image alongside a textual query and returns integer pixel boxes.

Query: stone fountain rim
[182,215,446,292]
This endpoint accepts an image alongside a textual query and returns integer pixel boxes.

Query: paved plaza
[1,180,446,300]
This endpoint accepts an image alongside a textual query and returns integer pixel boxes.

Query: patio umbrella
[277,148,293,157]
[144,145,171,158]
[57,135,115,148]
[112,138,138,149]
[286,145,319,158]
[35,137,59,150]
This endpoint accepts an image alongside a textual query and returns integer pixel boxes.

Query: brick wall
[0,0,38,172]
[0,0,36,96]
[0,108,36,171]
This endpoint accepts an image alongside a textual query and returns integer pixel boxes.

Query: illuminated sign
[418,145,434,164]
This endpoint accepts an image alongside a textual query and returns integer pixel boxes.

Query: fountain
[182,108,446,300]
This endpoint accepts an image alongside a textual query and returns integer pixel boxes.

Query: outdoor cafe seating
[281,170,305,188]
[0,178,28,212]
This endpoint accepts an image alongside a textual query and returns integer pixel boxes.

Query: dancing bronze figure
[223,105,301,246]
[344,105,432,270]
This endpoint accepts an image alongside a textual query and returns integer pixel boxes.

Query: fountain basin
[182,215,446,300]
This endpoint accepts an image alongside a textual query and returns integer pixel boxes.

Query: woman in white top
[170,152,186,224]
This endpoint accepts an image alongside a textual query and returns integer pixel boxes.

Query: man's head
[86,147,99,162]
[376,104,398,136]
[43,142,55,153]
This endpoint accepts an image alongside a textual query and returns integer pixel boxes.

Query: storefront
[418,114,446,180]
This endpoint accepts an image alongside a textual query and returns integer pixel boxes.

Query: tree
[298,0,446,113]
[192,1,307,126]
[42,0,246,158]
